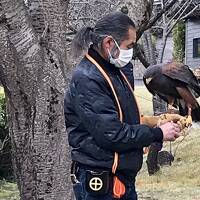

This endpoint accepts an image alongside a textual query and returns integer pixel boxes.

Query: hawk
[143,62,200,122]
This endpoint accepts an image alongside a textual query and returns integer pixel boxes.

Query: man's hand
[141,113,192,131]
[159,122,181,141]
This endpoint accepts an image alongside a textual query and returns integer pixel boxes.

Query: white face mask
[108,39,133,68]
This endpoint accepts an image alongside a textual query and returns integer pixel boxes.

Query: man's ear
[102,36,119,59]
[102,36,115,51]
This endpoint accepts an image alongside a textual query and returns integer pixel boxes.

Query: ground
[0,86,200,200]
[0,180,19,200]
[137,127,200,200]
[135,86,200,200]
[0,87,4,96]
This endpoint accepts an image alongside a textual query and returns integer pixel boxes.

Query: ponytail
[71,27,93,58]
[71,12,136,58]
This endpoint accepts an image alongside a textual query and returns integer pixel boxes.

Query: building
[185,6,200,69]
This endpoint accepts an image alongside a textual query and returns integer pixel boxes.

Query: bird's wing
[162,63,198,85]
[143,77,155,96]
[155,93,171,105]
[176,86,198,109]
[143,78,173,105]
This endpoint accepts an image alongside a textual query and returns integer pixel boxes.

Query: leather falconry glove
[141,114,192,131]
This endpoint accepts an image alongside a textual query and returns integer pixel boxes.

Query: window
[193,38,200,58]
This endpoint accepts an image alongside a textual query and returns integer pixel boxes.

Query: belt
[70,161,80,184]
[77,162,111,172]
[70,161,136,185]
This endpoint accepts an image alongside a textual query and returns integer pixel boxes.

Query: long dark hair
[71,12,136,58]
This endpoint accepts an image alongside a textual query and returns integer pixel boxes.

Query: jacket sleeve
[72,73,163,153]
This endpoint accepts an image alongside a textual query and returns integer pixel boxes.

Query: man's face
[102,27,137,60]
[120,27,137,50]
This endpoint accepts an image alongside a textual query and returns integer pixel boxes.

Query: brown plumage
[143,62,200,121]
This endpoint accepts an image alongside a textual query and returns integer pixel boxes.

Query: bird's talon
[186,116,192,127]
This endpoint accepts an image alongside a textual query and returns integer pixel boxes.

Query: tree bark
[0,0,72,199]
[141,30,157,66]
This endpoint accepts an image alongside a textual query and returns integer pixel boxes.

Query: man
[64,12,181,200]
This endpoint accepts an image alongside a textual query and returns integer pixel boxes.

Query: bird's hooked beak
[145,77,153,85]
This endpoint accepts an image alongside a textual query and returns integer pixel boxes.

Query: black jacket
[121,62,134,89]
[64,48,163,177]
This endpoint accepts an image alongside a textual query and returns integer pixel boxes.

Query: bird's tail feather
[192,104,200,122]
[179,102,188,116]
[191,83,200,97]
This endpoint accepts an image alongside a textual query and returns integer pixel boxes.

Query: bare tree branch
[181,4,200,20]
[142,0,178,35]
[0,135,10,151]
[1,0,39,60]
[167,0,193,35]
[166,0,190,27]
[135,44,150,68]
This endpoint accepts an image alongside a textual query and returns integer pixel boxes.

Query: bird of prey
[143,62,200,122]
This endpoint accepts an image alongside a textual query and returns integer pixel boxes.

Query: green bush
[173,21,186,62]
[0,95,7,138]
[0,92,13,180]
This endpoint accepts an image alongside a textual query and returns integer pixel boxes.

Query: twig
[0,135,10,151]
[181,4,200,20]
[166,0,192,35]
[41,23,49,39]
[145,0,178,33]
[173,134,187,157]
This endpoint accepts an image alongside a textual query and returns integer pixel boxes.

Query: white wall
[185,19,200,69]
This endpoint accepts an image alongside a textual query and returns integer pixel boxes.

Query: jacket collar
[87,47,120,74]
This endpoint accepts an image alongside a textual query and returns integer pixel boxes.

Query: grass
[0,180,19,200]
[137,127,200,200]
[134,86,200,200]
[0,87,19,199]
[134,86,154,116]
[0,87,4,96]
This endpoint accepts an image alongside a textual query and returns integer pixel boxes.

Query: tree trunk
[117,0,153,28]
[157,30,168,64]
[141,30,157,65]
[0,0,73,199]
